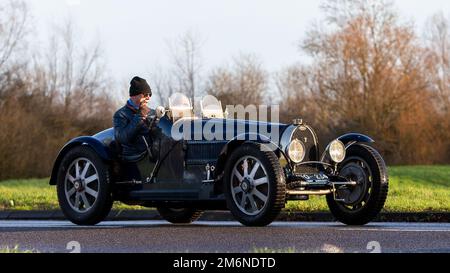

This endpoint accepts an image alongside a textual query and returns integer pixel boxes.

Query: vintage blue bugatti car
[50,94,388,226]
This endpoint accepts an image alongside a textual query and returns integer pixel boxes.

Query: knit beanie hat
[129,76,152,97]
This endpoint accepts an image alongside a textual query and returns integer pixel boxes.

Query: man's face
[141,94,151,105]
[131,93,151,106]
[139,93,151,104]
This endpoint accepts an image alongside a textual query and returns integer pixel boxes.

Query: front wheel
[326,144,389,225]
[56,146,113,225]
[224,143,286,227]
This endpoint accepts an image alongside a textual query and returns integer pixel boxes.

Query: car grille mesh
[186,141,226,164]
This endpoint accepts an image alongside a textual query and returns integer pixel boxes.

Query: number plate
[298,173,329,183]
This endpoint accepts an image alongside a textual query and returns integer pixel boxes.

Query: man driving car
[113,76,154,162]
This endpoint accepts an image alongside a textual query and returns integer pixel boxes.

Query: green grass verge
[0,245,38,253]
[285,165,450,212]
[0,179,137,211]
[0,166,449,212]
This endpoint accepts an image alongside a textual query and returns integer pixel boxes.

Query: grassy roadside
[0,166,449,212]
[0,246,38,253]
[0,178,136,211]
[285,165,450,212]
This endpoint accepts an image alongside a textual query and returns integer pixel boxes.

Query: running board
[127,189,199,201]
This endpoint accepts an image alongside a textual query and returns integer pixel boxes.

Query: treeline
[152,0,449,165]
[275,1,450,164]
[0,0,449,180]
[0,1,116,180]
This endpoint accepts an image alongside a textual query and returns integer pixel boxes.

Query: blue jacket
[113,102,153,162]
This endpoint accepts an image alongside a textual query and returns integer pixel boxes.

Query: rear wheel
[326,144,389,225]
[157,207,204,224]
[57,146,113,225]
[224,143,286,226]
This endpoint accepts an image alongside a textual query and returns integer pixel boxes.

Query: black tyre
[157,207,204,224]
[56,146,113,225]
[326,144,389,225]
[223,142,286,226]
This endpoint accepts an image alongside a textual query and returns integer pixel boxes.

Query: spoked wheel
[231,156,270,216]
[157,207,204,224]
[326,144,389,225]
[224,143,286,227]
[64,158,100,213]
[57,146,113,225]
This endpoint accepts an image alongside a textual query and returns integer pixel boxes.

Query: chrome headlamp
[329,139,346,163]
[286,139,306,163]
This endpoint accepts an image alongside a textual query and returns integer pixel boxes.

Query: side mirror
[156,106,166,119]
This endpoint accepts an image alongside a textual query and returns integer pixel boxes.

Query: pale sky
[26,0,450,92]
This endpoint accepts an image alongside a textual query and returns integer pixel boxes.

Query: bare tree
[424,12,450,162]
[288,0,441,163]
[151,31,204,106]
[424,12,450,113]
[0,0,28,69]
[275,64,319,123]
[150,64,177,106]
[168,30,204,103]
[32,19,114,119]
[0,0,29,96]
[206,53,268,107]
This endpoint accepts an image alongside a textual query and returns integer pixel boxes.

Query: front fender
[321,133,375,162]
[49,136,113,185]
[337,133,374,146]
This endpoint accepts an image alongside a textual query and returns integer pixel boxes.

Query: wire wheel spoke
[80,193,91,209]
[249,162,260,179]
[233,168,244,182]
[84,174,98,184]
[80,162,91,179]
[85,186,98,198]
[252,189,268,203]
[233,186,243,194]
[67,174,76,184]
[74,192,81,208]
[253,177,268,187]
[75,161,81,178]
[248,195,258,212]
[67,187,76,197]
[240,194,247,207]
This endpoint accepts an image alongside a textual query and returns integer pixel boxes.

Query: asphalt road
[0,220,449,253]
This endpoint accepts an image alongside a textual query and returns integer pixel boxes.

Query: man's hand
[138,97,150,118]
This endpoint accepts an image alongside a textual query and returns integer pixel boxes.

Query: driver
[113,76,154,162]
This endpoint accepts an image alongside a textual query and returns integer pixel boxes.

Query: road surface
[0,220,449,253]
